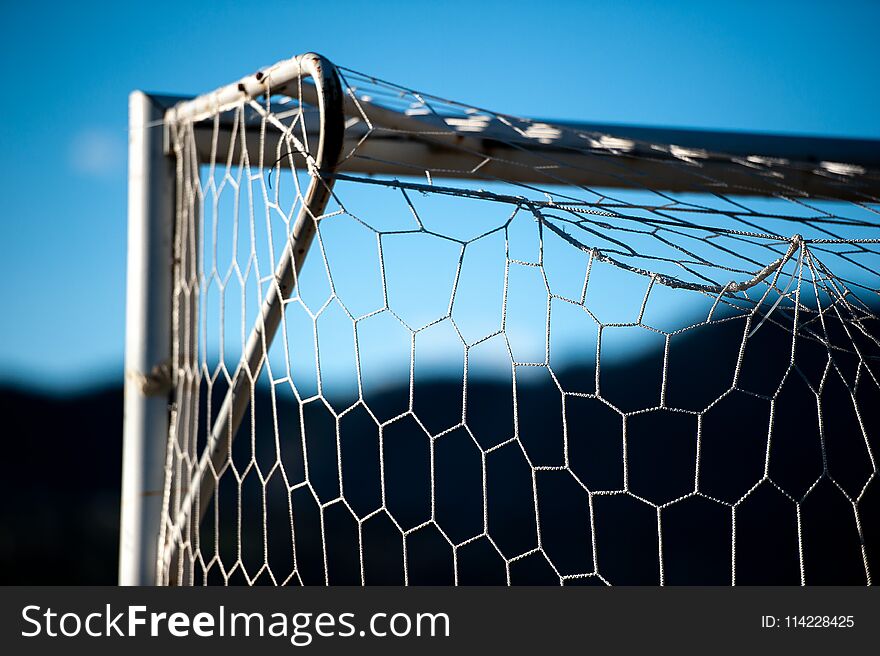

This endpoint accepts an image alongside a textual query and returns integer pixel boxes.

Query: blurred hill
[1,385,122,584]
[1,311,878,585]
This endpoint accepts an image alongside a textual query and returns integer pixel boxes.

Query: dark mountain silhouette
[1,385,123,584]
[2,309,878,585]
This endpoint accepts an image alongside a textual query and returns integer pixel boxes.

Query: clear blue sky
[1,0,878,389]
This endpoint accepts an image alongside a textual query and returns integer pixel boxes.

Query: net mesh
[159,63,880,585]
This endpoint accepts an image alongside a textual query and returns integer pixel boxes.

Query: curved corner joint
[289,53,345,178]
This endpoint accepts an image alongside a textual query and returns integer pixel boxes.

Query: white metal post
[119,91,175,585]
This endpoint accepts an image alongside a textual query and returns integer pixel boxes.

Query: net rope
[159,63,880,585]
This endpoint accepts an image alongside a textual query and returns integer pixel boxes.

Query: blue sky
[1,0,878,389]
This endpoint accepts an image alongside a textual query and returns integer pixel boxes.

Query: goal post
[120,90,177,586]
[122,52,880,586]
[121,53,346,585]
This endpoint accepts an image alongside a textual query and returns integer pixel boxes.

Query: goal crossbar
[156,92,880,202]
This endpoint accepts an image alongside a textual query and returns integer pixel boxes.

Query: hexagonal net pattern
[158,63,880,586]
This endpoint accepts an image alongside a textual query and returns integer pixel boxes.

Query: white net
[159,57,880,585]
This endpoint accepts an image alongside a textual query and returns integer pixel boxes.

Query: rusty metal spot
[133,360,174,396]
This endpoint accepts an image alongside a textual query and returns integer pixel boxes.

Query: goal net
[153,53,879,585]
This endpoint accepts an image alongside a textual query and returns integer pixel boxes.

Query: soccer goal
[120,53,880,586]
